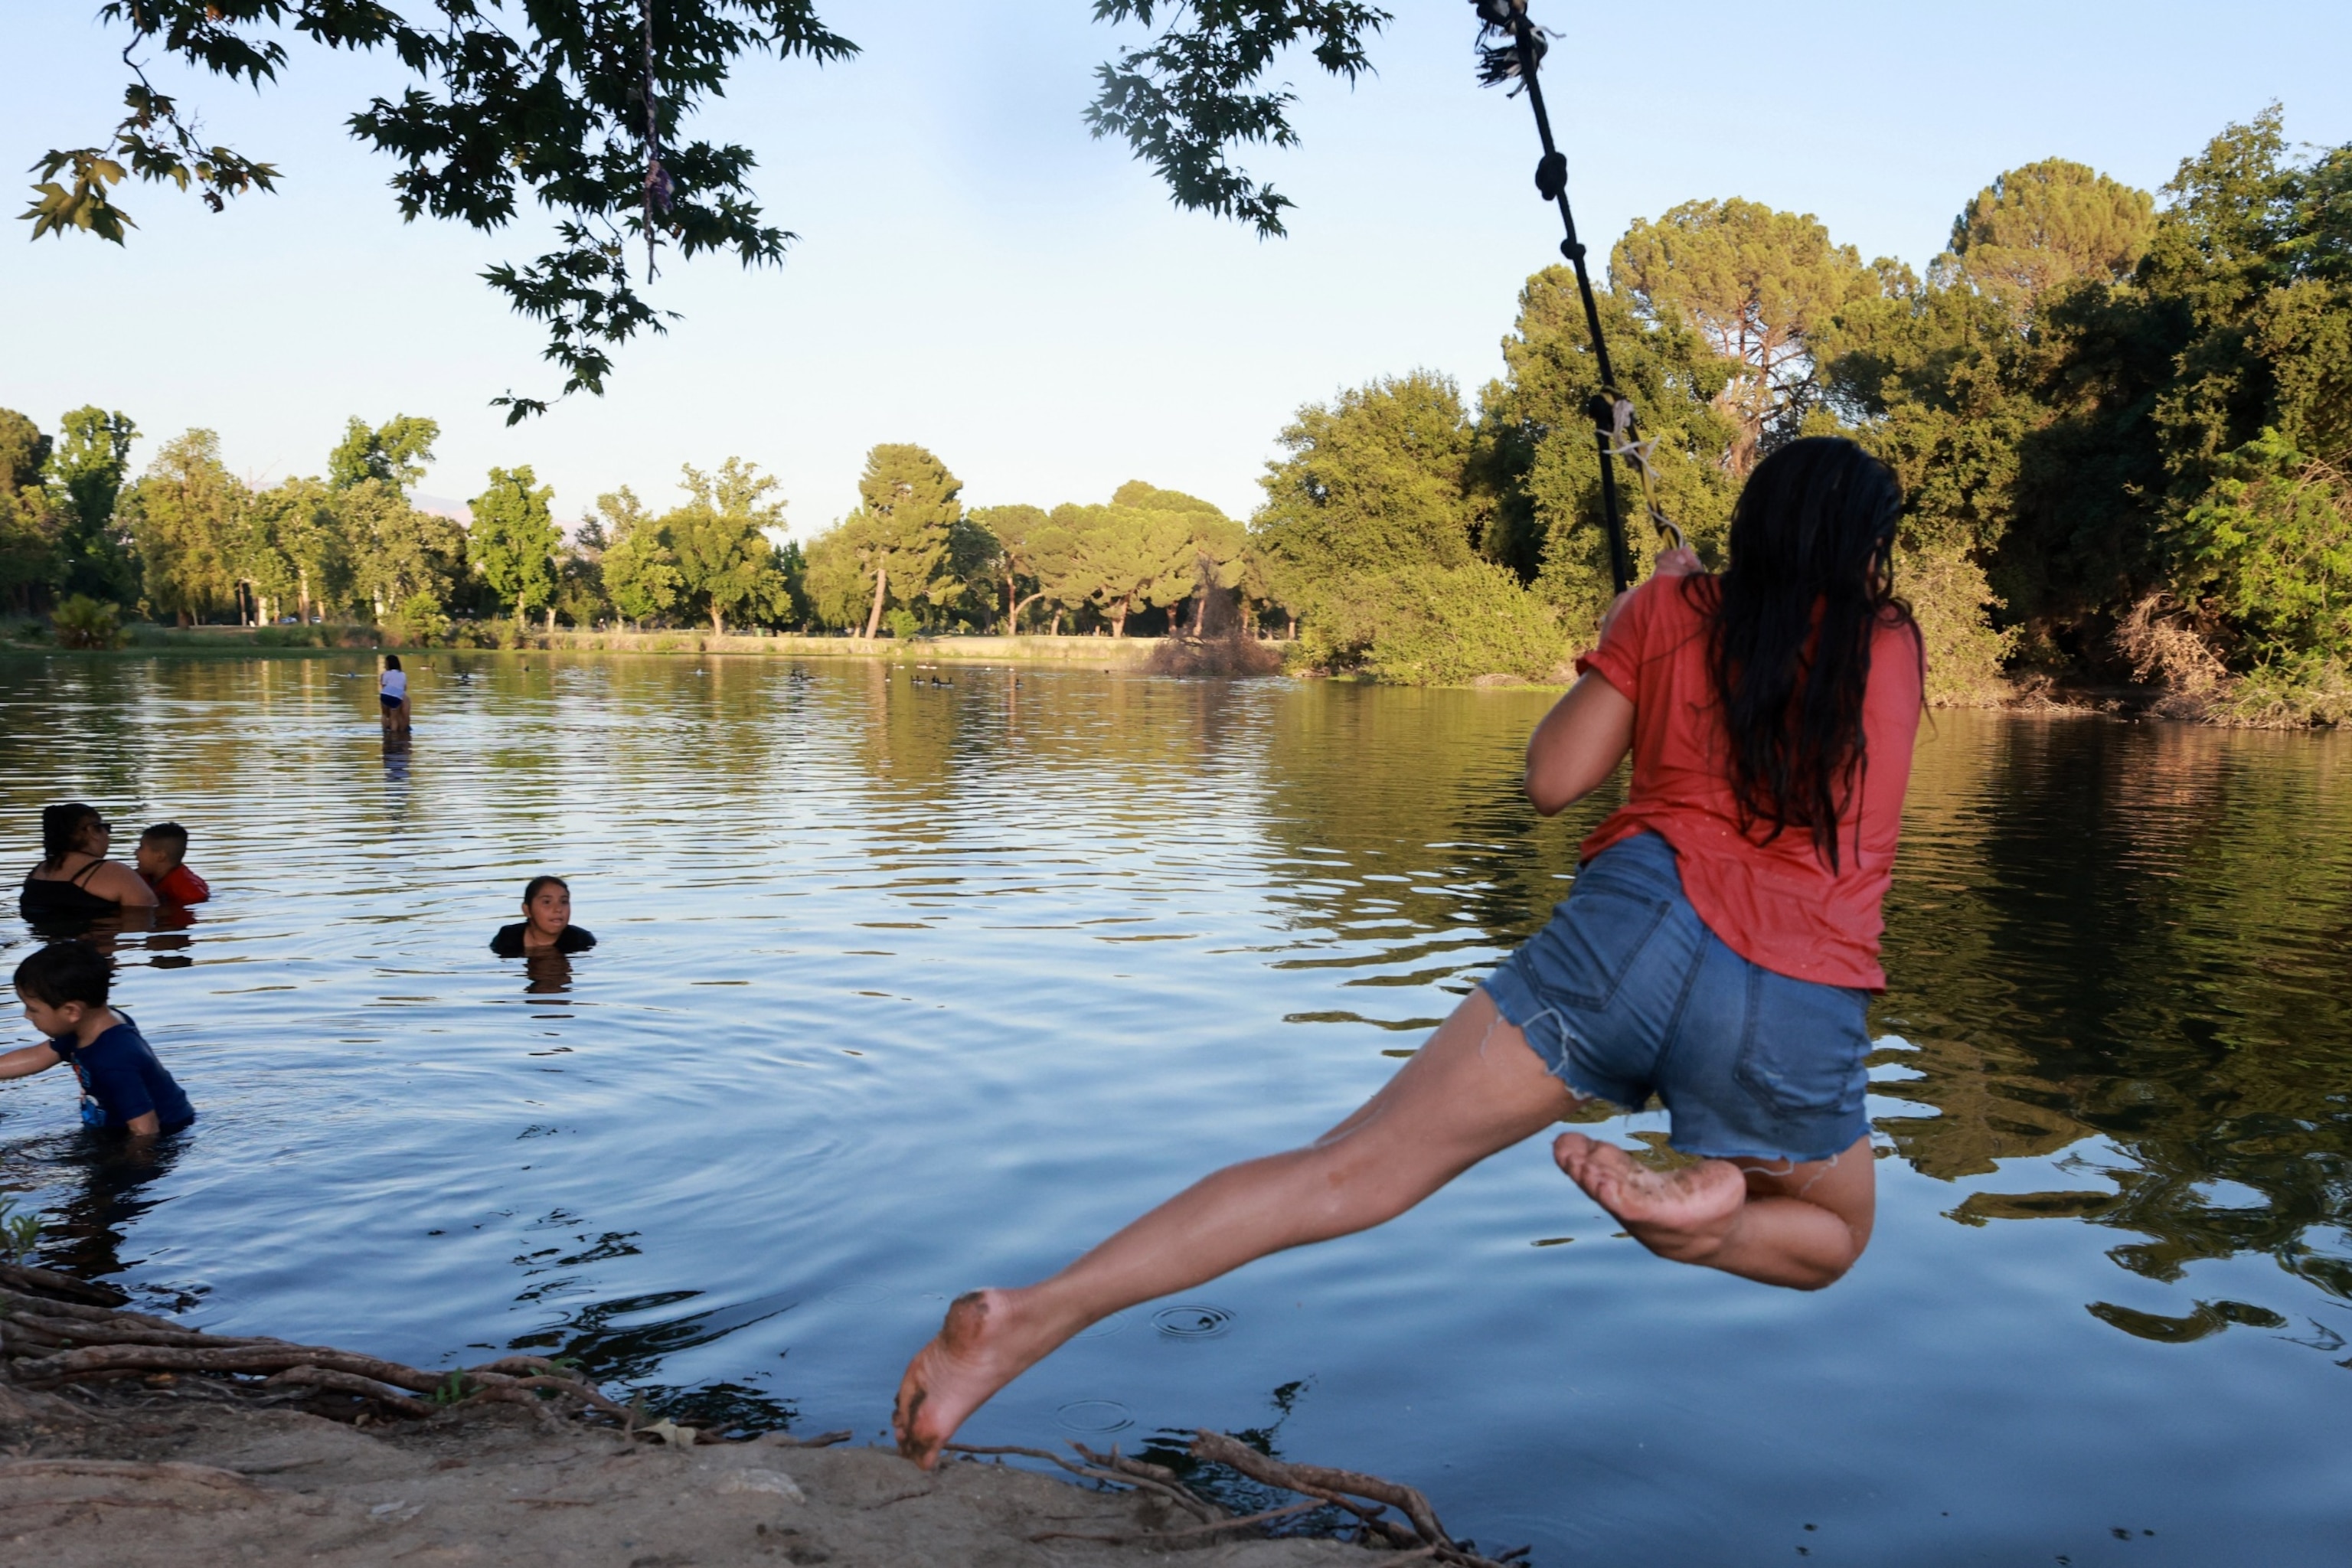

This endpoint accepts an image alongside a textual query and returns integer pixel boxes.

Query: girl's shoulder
[1624,571,1717,653]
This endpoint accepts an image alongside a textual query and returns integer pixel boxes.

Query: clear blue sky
[4,2,2348,534]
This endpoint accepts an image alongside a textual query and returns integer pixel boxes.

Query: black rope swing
[1471,0,1684,594]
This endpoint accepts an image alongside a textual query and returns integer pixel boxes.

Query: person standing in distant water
[21,804,157,923]
[491,876,596,957]
[380,654,410,734]
[134,822,211,905]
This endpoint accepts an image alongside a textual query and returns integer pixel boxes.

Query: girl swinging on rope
[896,436,1926,1465]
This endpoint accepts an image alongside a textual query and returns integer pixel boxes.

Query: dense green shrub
[51,594,125,649]
[380,592,450,648]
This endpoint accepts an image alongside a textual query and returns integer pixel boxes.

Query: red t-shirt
[145,865,211,904]
[1576,574,1923,991]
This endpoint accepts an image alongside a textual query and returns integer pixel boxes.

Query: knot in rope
[1588,393,1686,553]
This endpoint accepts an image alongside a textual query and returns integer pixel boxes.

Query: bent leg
[1553,1132,1874,1291]
[894,988,1576,1466]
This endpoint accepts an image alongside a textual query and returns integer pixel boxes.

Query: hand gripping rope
[1471,0,1684,593]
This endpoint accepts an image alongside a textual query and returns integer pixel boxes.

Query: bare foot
[1552,1132,1745,1244]
[893,1289,1064,1470]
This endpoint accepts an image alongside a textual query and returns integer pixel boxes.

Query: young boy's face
[17,987,87,1040]
[136,836,181,877]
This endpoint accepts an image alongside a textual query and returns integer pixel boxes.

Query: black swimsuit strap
[69,858,106,888]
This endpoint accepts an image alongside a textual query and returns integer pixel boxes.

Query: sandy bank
[0,1395,1367,1568]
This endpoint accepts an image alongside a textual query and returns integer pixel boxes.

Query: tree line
[0,413,792,642]
[0,413,1269,645]
[5,107,2344,717]
[1253,107,2350,716]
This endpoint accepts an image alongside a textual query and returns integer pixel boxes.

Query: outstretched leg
[893,988,1576,1468]
[1553,1132,1874,1290]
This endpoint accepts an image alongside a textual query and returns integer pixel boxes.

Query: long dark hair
[1697,437,1914,871]
[40,803,100,871]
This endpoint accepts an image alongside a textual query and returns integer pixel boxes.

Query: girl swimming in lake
[490,875,596,957]
[893,436,1926,1466]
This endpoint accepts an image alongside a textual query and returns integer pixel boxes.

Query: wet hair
[1690,437,1918,871]
[384,653,403,671]
[522,875,570,910]
[14,941,112,1011]
[141,822,189,854]
[40,803,102,871]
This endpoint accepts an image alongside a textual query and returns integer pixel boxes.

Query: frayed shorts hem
[1480,831,1873,1170]
[1480,972,1634,1109]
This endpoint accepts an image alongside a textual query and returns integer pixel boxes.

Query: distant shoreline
[2,624,1177,667]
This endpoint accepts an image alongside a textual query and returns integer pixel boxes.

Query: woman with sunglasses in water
[20,804,158,924]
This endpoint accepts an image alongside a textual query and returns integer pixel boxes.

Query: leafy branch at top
[24,3,1396,415]
[1084,1,1390,237]
[23,2,291,247]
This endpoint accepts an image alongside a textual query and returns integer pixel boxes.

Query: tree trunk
[1287,612,1298,640]
[1109,599,1128,638]
[547,606,556,632]
[862,562,888,639]
[1050,608,1063,636]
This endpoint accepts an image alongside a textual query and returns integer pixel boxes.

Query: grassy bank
[1,619,1171,667]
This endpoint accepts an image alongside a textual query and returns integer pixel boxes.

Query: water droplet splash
[1055,1399,1135,1432]
[1152,1303,1236,1340]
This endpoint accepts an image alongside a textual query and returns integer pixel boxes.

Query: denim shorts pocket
[1545,875,1673,1011]
[1733,972,1870,1118]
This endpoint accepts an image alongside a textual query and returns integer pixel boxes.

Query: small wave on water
[1054,1399,1136,1433]
[1151,1304,1236,1340]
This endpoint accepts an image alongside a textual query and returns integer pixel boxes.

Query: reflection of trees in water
[1251,684,1610,1024]
[14,1132,189,1297]
[1881,714,2352,1339]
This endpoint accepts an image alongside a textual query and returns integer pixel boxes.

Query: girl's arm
[0,1044,61,1080]
[1524,547,1703,817]
[1524,674,1635,816]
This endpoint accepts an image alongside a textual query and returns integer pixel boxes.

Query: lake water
[2,652,2347,1563]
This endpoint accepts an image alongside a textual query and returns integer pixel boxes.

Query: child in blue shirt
[5,942,194,1137]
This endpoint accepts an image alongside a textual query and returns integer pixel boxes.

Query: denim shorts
[1483,831,1872,1165]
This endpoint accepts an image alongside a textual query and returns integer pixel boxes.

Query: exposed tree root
[2,1272,627,1434]
[954,1431,1515,1564]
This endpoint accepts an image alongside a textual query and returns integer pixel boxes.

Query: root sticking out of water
[0,1261,705,1439]
[949,1429,1521,1566]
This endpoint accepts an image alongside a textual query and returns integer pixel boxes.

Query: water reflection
[9,1129,188,1289]
[2,655,2348,1559]
[1878,716,2352,1344]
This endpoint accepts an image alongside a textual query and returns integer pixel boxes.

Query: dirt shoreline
[0,1389,1380,1567]
[0,1266,1455,1567]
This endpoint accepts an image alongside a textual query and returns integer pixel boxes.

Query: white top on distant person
[379,655,410,733]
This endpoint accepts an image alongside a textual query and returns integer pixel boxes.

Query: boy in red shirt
[892,438,1927,1468]
[135,823,211,905]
